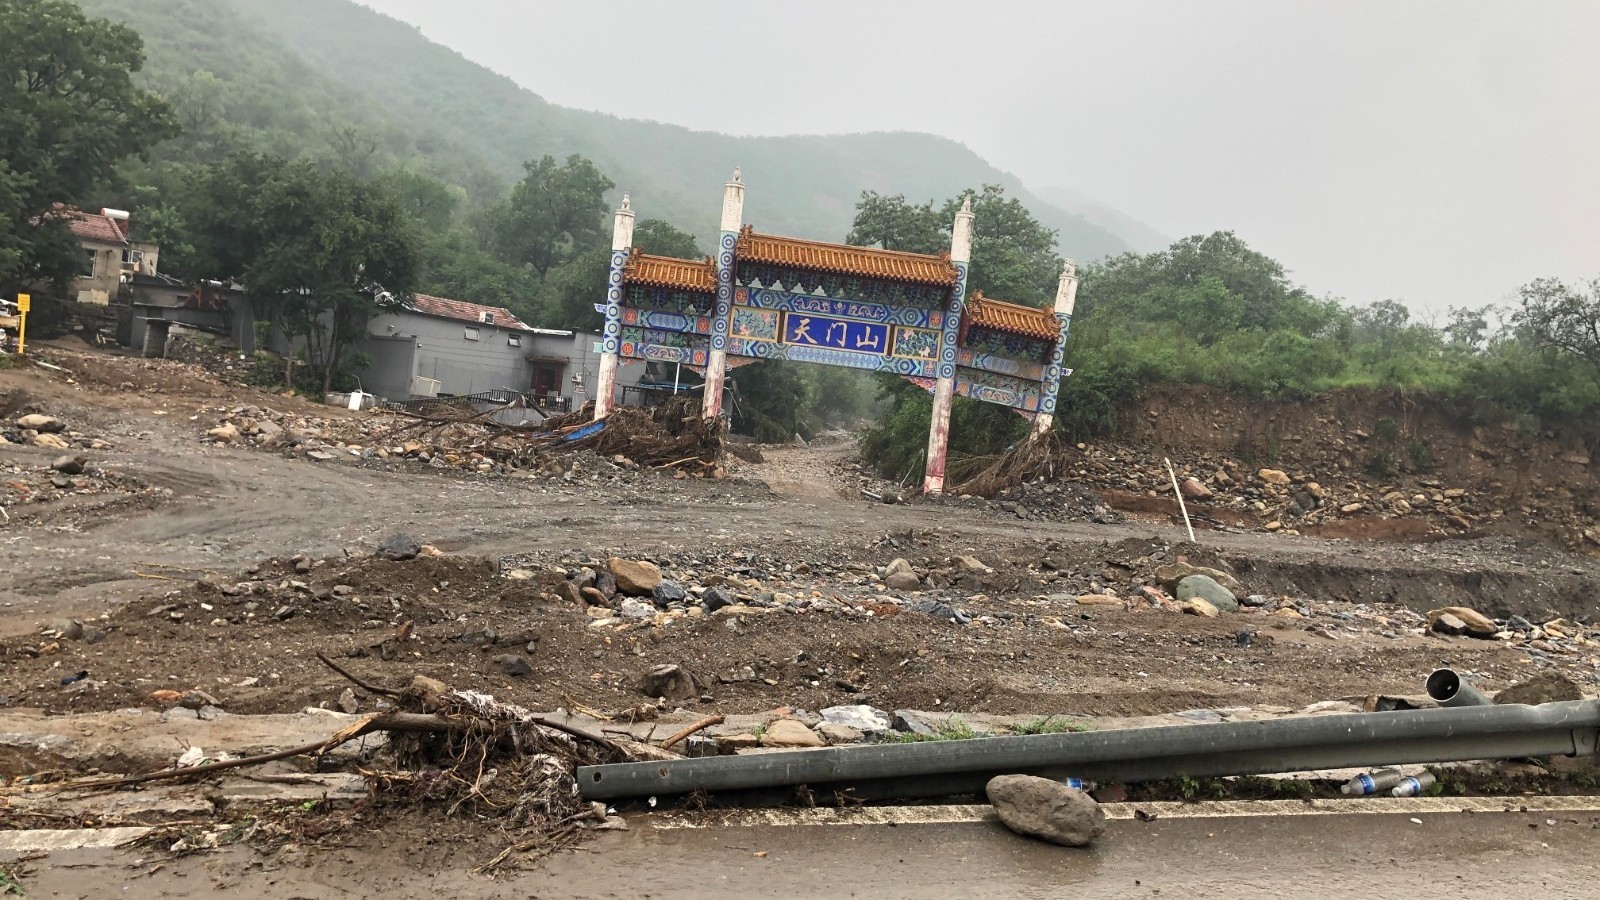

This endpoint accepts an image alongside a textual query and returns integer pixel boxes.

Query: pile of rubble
[1,412,155,519]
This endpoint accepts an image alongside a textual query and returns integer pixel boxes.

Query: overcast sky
[360,0,1598,315]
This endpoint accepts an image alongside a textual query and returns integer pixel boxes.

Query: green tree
[492,154,613,281]
[189,154,418,394]
[1513,276,1600,380]
[846,192,945,254]
[632,218,702,259]
[0,0,176,294]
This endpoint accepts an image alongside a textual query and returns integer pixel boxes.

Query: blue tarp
[559,420,606,443]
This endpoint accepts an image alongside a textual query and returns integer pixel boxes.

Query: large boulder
[884,571,922,591]
[608,557,663,596]
[986,774,1105,847]
[1155,562,1244,595]
[1176,575,1238,612]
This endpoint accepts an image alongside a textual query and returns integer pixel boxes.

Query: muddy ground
[2,347,1599,719]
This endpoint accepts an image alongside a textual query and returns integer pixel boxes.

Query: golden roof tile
[735,226,958,287]
[622,250,717,293]
[965,291,1060,342]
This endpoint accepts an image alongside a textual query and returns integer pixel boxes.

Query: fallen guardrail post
[576,699,1600,802]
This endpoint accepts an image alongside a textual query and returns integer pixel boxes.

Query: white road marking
[650,795,1600,829]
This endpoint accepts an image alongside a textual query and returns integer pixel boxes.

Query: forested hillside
[76,0,1134,260]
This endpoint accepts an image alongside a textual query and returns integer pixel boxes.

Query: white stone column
[702,167,744,420]
[593,194,635,420]
[923,195,975,495]
[1031,259,1079,437]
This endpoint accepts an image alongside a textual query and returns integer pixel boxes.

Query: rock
[759,718,824,748]
[986,774,1106,847]
[29,433,69,449]
[1176,575,1238,612]
[640,664,697,701]
[1155,563,1243,595]
[1257,468,1291,486]
[816,722,865,745]
[1130,585,1180,612]
[1179,477,1212,499]
[884,558,916,579]
[652,580,687,605]
[1074,593,1124,607]
[821,704,892,733]
[206,422,240,443]
[892,710,938,735]
[377,533,422,561]
[16,414,64,433]
[701,586,736,612]
[492,654,533,677]
[953,555,992,574]
[1495,673,1583,706]
[1430,612,1468,635]
[555,581,584,605]
[1239,594,1273,608]
[45,619,84,641]
[617,598,655,619]
[337,688,360,714]
[293,557,312,574]
[884,571,922,591]
[910,599,961,621]
[1182,598,1221,618]
[49,454,86,475]
[607,557,663,596]
[1426,606,1497,638]
[1340,502,1365,514]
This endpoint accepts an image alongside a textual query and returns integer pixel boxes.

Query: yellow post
[14,293,28,356]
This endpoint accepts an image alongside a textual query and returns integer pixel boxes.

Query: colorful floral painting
[892,326,941,360]
[731,306,780,341]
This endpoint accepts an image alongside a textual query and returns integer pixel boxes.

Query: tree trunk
[322,311,340,397]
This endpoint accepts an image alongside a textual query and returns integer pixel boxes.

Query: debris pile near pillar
[948,433,1066,497]
[535,395,726,472]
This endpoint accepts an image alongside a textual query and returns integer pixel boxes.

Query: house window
[81,249,98,278]
[508,334,522,348]
[464,327,480,341]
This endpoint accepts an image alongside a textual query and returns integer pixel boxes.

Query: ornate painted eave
[734,226,959,287]
[965,291,1059,341]
[622,250,717,293]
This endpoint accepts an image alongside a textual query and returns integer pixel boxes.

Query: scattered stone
[1182,598,1221,618]
[652,580,687,605]
[1179,477,1212,499]
[1175,575,1238,612]
[701,586,736,612]
[953,555,992,574]
[1239,594,1273,608]
[1495,673,1583,706]
[49,454,86,475]
[617,598,655,619]
[492,654,534,677]
[1154,562,1244,595]
[608,557,663,596]
[986,774,1106,847]
[821,704,892,733]
[816,722,864,744]
[1430,612,1468,636]
[555,581,584,605]
[884,558,916,579]
[16,414,64,433]
[1426,606,1497,639]
[377,534,422,561]
[1074,594,1124,607]
[1257,469,1292,487]
[640,664,698,701]
[337,688,360,714]
[892,710,938,735]
[884,571,922,591]
[759,718,824,748]
[29,433,69,449]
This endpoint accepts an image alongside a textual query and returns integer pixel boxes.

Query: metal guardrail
[576,699,1600,801]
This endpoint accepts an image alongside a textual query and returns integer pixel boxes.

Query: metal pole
[673,361,681,395]
[577,700,1600,801]
[15,293,29,356]
[1428,668,1493,707]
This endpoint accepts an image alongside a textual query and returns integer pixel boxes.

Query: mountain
[79,0,1144,262]
[1035,187,1172,255]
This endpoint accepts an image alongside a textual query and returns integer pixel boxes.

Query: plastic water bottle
[1391,773,1437,797]
[1340,768,1403,795]
[1061,777,1096,792]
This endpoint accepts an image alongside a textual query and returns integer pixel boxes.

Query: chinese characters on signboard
[781,312,888,355]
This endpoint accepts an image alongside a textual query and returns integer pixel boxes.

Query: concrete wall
[74,241,122,305]
[357,312,642,405]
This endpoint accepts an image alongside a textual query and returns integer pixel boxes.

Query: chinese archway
[593,170,1078,495]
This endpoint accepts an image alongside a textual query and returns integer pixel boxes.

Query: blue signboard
[781,312,889,355]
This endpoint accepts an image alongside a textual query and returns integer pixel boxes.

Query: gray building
[358,294,640,412]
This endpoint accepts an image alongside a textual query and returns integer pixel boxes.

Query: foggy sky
[359,0,1600,315]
